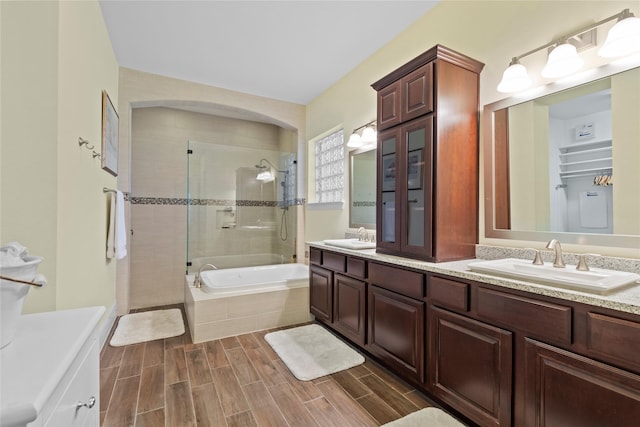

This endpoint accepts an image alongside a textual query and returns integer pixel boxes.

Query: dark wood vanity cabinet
[372,45,484,262]
[309,264,333,323]
[309,248,640,427]
[428,306,513,427]
[333,273,366,346]
[524,339,640,427]
[309,248,367,346]
[367,285,425,382]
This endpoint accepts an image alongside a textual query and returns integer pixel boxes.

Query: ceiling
[99,0,439,105]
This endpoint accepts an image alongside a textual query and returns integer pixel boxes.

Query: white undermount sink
[323,238,376,250]
[467,258,640,295]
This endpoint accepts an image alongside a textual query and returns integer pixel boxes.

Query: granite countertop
[307,242,640,316]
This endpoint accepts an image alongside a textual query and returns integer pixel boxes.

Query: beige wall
[1,1,119,317]
[612,67,640,236]
[118,68,306,314]
[305,0,639,258]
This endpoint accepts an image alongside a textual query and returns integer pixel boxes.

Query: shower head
[255,158,288,182]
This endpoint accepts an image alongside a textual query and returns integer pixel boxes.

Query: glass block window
[315,129,344,203]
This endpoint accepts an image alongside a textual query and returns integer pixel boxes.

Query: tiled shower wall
[130,107,297,309]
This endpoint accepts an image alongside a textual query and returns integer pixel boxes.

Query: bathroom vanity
[308,242,640,427]
[0,306,104,427]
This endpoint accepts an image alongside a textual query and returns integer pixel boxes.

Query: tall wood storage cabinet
[372,45,484,262]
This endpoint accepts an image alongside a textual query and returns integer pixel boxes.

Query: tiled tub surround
[184,272,312,343]
[308,242,640,315]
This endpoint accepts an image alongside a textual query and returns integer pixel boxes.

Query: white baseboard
[99,303,118,349]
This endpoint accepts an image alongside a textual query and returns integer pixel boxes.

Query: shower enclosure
[186,140,297,274]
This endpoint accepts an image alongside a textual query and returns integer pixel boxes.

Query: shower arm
[256,158,288,175]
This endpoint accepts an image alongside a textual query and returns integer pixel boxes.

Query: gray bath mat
[264,324,364,381]
[110,308,185,347]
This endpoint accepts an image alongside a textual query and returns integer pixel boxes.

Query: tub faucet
[194,263,217,288]
[545,239,565,268]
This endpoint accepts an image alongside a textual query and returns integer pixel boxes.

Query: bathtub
[188,253,285,274]
[199,263,308,295]
[184,263,311,342]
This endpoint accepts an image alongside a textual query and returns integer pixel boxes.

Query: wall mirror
[484,62,640,248]
[349,146,376,229]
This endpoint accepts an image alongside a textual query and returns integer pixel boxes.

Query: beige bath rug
[264,323,364,381]
[110,308,185,347]
[382,407,467,427]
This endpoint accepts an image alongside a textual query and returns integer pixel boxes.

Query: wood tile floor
[100,304,455,427]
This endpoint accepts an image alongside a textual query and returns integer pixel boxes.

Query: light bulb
[347,133,363,148]
[541,43,584,79]
[361,126,377,144]
[497,61,532,93]
[599,15,640,58]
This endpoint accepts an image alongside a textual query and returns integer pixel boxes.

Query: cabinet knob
[76,396,96,410]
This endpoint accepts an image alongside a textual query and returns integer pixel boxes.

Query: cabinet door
[428,306,512,427]
[310,265,333,323]
[46,339,100,427]
[377,127,401,252]
[333,274,366,346]
[524,338,640,427]
[367,285,424,382]
[400,116,433,259]
[402,62,434,122]
[377,80,401,130]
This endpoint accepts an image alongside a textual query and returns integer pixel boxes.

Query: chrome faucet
[545,239,565,268]
[194,263,217,288]
[357,227,369,242]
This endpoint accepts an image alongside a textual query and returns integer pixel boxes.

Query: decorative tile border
[352,201,376,207]
[130,196,306,207]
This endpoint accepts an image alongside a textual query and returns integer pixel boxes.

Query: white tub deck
[184,264,311,343]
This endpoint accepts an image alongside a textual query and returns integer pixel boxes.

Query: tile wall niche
[130,107,297,309]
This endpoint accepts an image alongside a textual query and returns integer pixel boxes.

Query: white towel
[107,190,127,260]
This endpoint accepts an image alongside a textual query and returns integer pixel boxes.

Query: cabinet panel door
[524,339,640,427]
[310,265,333,323]
[400,116,433,258]
[377,80,402,130]
[333,274,366,346]
[428,306,512,427]
[367,285,424,382]
[402,62,434,122]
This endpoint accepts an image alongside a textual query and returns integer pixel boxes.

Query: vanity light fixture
[497,8,640,93]
[347,120,377,148]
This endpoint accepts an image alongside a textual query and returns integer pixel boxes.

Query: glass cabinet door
[378,129,400,249]
[402,116,433,256]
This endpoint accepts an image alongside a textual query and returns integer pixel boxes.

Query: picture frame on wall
[101,90,119,176]
[407,149,423,190]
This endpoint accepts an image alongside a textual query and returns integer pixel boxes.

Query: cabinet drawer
[310,247,322,265]
[477,287,572,345]
[587,312,640,373]
[429,276,469,312]
[347,257,366,279]
[323,251,346,272]
[370,263,424,299]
